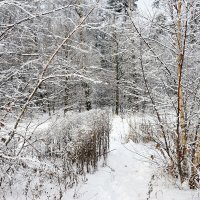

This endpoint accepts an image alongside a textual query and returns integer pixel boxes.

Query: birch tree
[137,0,200,188]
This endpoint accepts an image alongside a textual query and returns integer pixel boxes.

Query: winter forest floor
[5,115,200,200]
[63,116,200,200]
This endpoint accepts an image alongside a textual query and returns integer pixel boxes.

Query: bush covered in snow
[0,110,111,199]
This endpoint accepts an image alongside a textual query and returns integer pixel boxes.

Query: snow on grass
[62,115,199,200]
[62,116,153,200]
[2,114,199,200]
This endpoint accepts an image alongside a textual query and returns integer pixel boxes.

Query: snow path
[63,116,200,200]
[64,116,153,200]
[5,115,199,200]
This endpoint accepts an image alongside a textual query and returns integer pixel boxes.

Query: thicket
[0,110,111,199]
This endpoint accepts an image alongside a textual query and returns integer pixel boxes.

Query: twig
[4,1,99,146]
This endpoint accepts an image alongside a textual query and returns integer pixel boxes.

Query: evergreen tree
[107,0,138,13]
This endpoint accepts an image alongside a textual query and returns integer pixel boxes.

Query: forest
[0,0,200,199]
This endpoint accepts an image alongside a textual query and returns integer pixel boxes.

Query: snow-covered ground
[3,115,200,200]
[62,116,200,200]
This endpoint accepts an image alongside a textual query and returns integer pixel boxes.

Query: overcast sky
[137,0,154,16]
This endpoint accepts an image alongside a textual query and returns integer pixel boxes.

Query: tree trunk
[112,15,120,115]
[176,0,188,184]
[76,0,92,111]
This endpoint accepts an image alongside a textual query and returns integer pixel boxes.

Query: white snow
[3,115,200,200]
[62,116,199,200]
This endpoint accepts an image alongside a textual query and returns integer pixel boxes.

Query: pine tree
[107,0,138,13]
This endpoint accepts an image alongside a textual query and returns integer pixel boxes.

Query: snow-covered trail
[63,116,200,200]
[4,115,200,200]
[64,116,153,200]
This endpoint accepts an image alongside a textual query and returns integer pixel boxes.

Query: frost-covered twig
[4,1,99,146]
